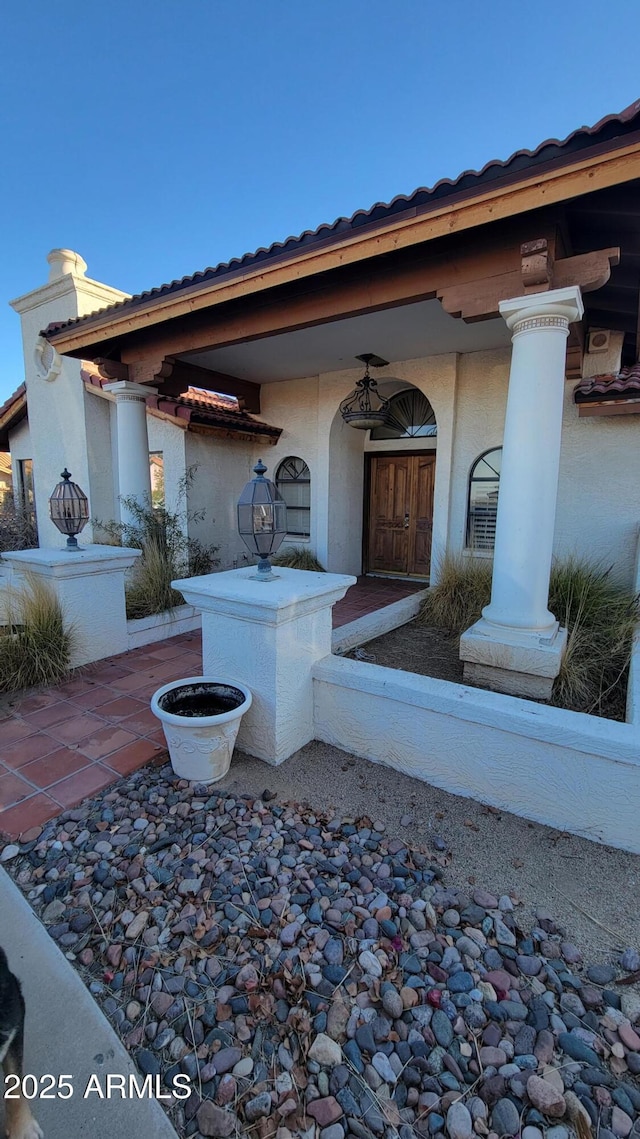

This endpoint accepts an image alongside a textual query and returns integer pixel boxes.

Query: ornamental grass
[0,573,76,693]
[419,552,639,719]
[271,546,326,571]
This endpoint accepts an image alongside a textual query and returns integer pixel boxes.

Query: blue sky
[1,0,639,402]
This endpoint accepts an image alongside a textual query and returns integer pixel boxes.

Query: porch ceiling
[180,299,512,383]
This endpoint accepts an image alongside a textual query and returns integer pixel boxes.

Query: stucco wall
[257,376,321,556]
[8,417,31,464]
[84,392,116,535]
[448,348,510,554]
[147,416,188,524]
[7,418,33,527]
[555,389,640,585]
[184,431,258,570]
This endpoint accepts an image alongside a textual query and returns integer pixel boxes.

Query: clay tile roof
[81,365,282,441]
[44,99,640,341]
[181,386,239,411]
[574,363,640,403]
[146,393,282,440]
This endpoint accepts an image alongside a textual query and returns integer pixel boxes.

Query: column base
[459,618,567,699]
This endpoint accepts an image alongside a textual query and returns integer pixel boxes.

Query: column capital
[499,285,584,334]
[103,380,158,402]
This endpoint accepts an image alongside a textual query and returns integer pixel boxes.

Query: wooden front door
[367,453,435,577]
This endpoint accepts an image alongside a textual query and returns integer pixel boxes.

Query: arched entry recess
[325,380,440,579]
[365,383,437,578]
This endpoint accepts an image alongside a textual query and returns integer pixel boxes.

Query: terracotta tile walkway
[0,576,424,838]
[332,574,425,628]
[0,633,202,839]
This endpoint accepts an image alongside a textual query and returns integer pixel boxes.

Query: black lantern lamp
[49,468,89,550]
[339,352,391,430]
[237,460,287,580]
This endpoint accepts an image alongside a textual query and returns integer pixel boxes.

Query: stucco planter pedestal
[151,676,252,783]
[172,567,356,765]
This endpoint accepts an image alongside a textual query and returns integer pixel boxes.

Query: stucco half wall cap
[172,566,356,625]
[47,248,87,282]
[499,285,584,331]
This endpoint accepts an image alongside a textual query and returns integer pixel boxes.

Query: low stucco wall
[313,653,640,853]
[126,604,200,650]
[332,589,428,654]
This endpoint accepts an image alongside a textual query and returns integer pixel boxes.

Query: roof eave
[44,129,640,357]
[0,385,27,450]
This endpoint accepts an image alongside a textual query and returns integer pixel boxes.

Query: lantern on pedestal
[49,468,89,550]
[237,460,287,580]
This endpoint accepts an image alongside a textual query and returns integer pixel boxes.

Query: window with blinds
[275,456,311,539]
[467,447,501,551]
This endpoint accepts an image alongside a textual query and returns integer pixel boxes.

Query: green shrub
[95,467,219,620]
[418,551,638,719]
[0,574,76,693]
[271,546,325,571]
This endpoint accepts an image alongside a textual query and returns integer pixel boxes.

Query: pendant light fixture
[339,353,390,430]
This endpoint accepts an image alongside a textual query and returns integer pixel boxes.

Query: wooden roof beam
[158,357,261,413]
[439,246,619,321]
[120,355,262,413]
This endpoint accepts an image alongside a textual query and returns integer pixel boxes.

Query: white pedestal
[3,545,141,667]
[172,566,356,764]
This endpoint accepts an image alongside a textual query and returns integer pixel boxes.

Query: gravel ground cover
[2,758,640,1139]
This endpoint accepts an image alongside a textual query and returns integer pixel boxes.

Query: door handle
[404,513,410,529]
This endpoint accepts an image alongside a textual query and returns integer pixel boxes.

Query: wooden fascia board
[0,393,27,435]
[187,423,280,444]
[577,398,640,416]
[147,407,189,429]
[47,137,640,356]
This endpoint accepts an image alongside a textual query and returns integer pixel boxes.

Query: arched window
[370,388,437,440]
[467,447,502,551]
[275,456,311,539]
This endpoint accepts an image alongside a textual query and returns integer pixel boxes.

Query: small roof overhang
[574,364,640,416]
[82,368,282,444]
[0,384,27,450]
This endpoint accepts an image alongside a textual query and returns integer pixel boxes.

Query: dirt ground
[219,742,640,969]
[347,619,463,682]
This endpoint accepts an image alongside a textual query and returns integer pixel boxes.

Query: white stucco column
[460,285,583,698]
[173,566,356,764]
[104,381,157,527]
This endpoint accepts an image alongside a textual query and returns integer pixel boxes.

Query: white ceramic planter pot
[151,676,252,783]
